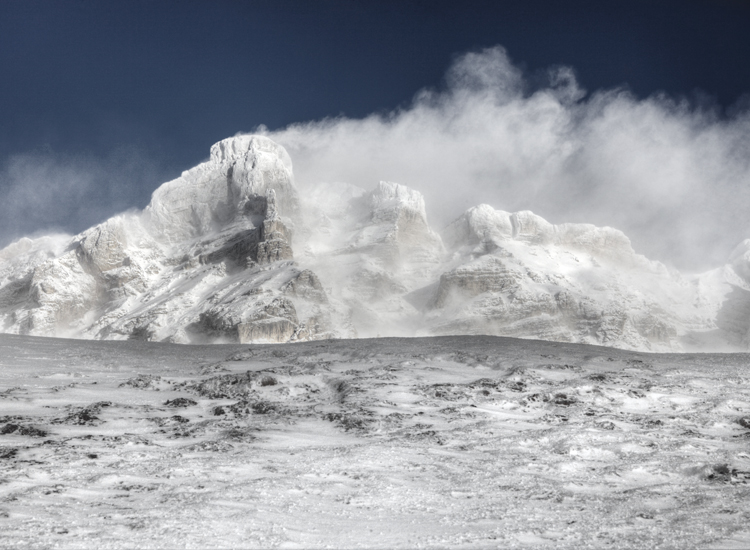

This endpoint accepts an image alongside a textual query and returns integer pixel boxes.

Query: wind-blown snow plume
[266,46,750,271]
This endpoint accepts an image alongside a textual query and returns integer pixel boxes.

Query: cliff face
[0,135,327,344]
[0,134,747,351]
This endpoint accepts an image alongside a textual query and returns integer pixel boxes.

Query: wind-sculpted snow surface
[1,134,750,351]
[2,334,750,548]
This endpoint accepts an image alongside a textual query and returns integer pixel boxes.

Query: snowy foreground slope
[1,333,750,548]
[3,134,750,351]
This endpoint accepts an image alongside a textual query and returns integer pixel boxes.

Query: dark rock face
[282,270,328,304]
[431,256,521,309]
[197,191,294,268]
[256,238,293,265]
[238,297,299,344]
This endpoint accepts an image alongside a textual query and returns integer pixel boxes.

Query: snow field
[1,334,750,548]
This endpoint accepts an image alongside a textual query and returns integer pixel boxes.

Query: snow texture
[1,333,750,548]
[1,134,750,351]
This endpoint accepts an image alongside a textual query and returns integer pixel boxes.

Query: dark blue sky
[1,0,750,244]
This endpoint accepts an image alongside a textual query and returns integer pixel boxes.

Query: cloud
[266,46,750,271]
[0,147,165,248]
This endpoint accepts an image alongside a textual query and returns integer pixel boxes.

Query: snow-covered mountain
[1,134,749,351]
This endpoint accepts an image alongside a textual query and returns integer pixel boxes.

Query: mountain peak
[368,181,430,225]
[209,134,293,170]
[145,135,298,243]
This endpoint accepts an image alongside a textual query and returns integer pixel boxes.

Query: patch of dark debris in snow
[0,387,27,399]
[324,411,374,432]
[119,374,165,390]
[198,362,229,374]
[53,401,112,425]
[183,440,234,452]
[164,397,197,408]
[1,423,47,437]
[225,349,255,361]
[328,378,355,403]
[537,363,584,372]
[186,371,258,399]
[0,447,18,459]
[684,463,750,483]
[259,375,277,386]
[221,426,259,441]
[595,420,616,430]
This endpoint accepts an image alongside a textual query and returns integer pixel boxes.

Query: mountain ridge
[0,134,747,352]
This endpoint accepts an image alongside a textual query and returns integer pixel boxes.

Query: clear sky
[2,0,750,268]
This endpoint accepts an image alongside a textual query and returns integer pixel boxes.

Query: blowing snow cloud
[267,46,750,271]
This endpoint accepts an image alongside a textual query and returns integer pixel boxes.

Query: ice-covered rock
[444,204,644,267]
[145,135,298,242]
[430,204,733,350]
[0,235,73,328]
[729,239,750,283]
[369,181,428,223]
[442,204,513,250]
[0,136,330,344]
[299,180,445,338]
[342,181,443,264]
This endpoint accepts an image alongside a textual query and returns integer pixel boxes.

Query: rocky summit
[1,134,750,351]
